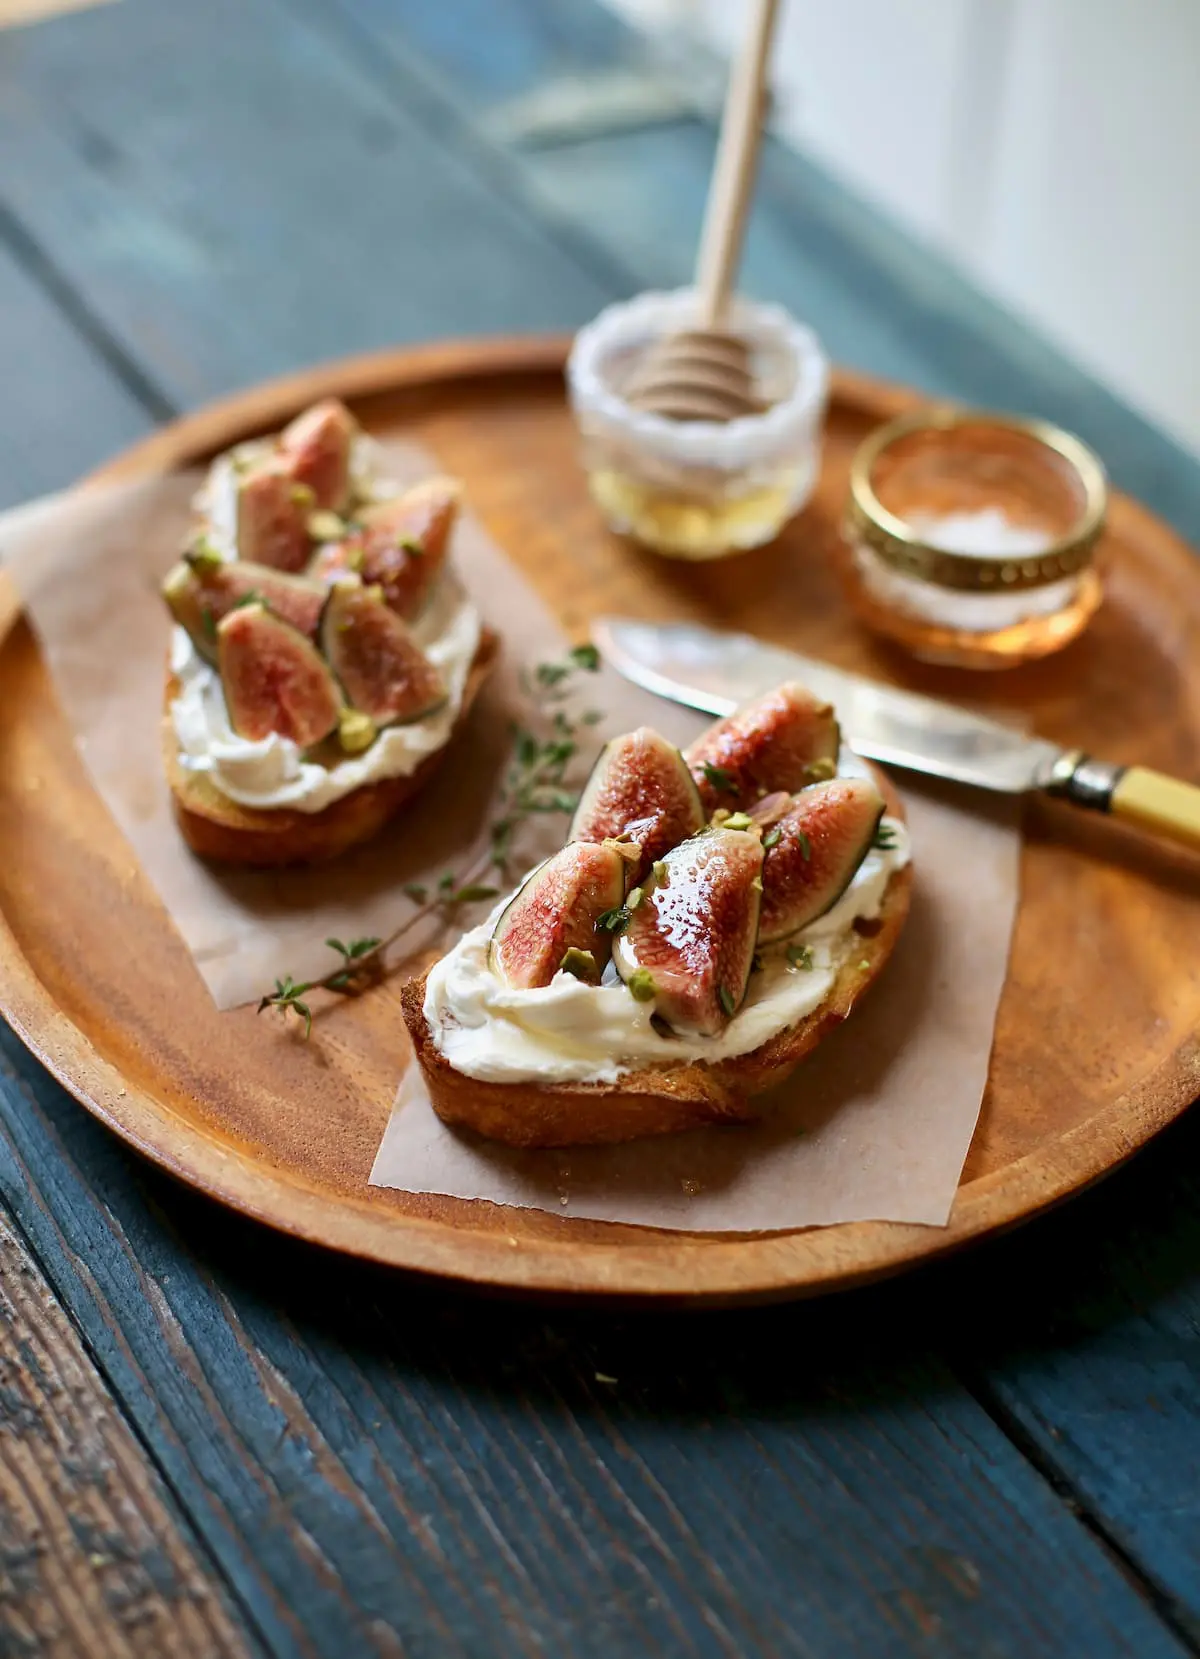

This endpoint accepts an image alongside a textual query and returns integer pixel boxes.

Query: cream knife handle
[1046,752,1200,853]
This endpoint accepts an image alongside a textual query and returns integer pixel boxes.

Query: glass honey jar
[567,289,829,560]
[842,409,1108,669]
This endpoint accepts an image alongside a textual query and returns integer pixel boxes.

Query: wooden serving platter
[1,337,1198,1303]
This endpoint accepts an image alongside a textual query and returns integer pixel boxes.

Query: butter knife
[594,617,1200,852]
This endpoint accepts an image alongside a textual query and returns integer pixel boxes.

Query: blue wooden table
[2,4,1199,1655]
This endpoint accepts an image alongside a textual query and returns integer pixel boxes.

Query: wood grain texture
[0,0,1198,1651]
[0,0,613,411]
[942,1104,1200,1647]
[0,343,1194,1303]
[0,234,151,510]
[3,344,1200,1301]
[0,1207,254,1658]
[0,1030,1189,1659]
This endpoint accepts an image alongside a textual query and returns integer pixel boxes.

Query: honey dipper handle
[694,0,781,330]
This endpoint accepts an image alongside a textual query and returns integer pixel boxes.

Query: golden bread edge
[162,627,499,866]
[401,765,911,1147]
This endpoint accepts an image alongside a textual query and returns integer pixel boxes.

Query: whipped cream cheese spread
[169,437,482,814]
[424,752,910,1086]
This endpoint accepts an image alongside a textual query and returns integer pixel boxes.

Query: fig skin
[491,842,628,990]
[319,577,445,726]
[613,827,764,1037]
[758,777,886,943]
[217,602,342,748]
[235,459,312,572]
[163,558,326,662]
[310,477,459,620]
[570,727,704,881]
[279,399,355,514]
[686,682,840,811]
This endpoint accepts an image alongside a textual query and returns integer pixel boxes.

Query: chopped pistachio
[625,885,645,911]
[651,859,668,884]
[338,709,377,755]
[762,825,782,850]
[625,968,657,1003]
[346,544,365,573]
[307,509,348,542]
[290,482,316,508]
[184,536,224,576]
[803,757,837,784]
[559,947,599,984]
[723,811,754,831]
[399,536,424,557]
[602,837,642,867]
[751,875,763,892]
[858,958,871,971]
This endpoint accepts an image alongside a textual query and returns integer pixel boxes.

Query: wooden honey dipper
[625,0,780,423]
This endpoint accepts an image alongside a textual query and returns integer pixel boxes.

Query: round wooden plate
[1,338,1198,1303]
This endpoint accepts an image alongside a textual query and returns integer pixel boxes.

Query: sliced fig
[314,476,459,619]
[758,777,885,943]
[570,727,704,879]
[686,683,841,811]
[491,842,627,990]
[279,399,356,513]
[613,827,763,1036]
[319,577,445,726]
[235,459,312,571]
[217,603,341,747]
[308,538,364,587]
[163,557,325,662]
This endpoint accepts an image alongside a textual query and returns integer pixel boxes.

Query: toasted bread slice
[164,628,498,866]
[401,771,910,1148]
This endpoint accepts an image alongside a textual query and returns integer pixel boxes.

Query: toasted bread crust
[164,628,498,866]
[401,770,911,1147]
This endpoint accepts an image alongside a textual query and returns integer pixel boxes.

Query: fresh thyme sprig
[258,643,603,1035]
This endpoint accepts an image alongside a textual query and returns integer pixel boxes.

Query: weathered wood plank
[944,1106,1200,1648]
[0,231,152,509]
[0,1205,256,1657]
[0,0,1198,1653]
[0,0,615,411]
[0,1031,1190,1659]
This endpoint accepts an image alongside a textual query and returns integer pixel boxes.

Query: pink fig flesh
[235,460,311,571]
[491,842,628,990]
[613,827,763,1036]
[758,776,886,943]
[163,559,325,662]
[217,603,341,747]
[321,477,459,619]
[279,399,356,513]
[687,683,840,810]
[570,727,704,879]
[319,579,445,725]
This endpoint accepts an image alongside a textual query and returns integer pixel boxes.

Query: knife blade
[592,617,1200,853]
[594,616,1062,793]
